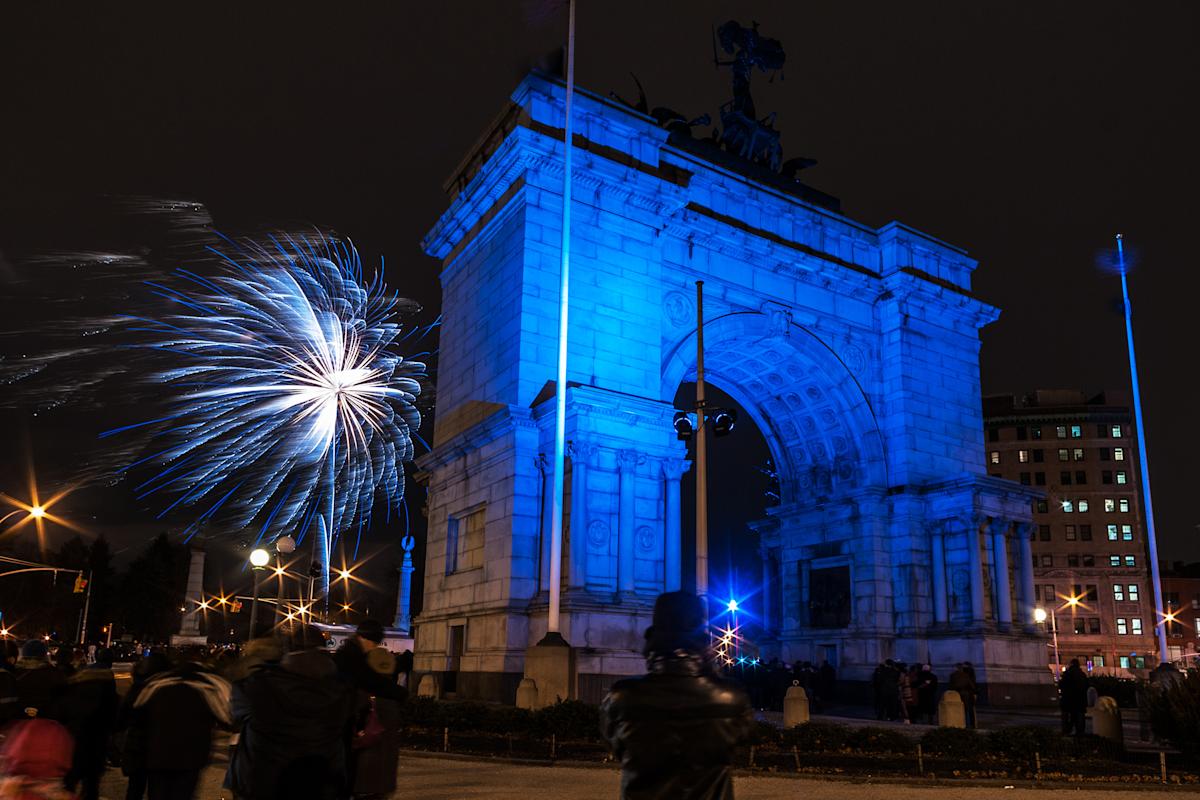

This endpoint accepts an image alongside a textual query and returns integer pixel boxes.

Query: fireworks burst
[105,233,428,598]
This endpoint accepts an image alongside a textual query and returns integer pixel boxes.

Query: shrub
[987,725,1059,760]
[531,699,602,741]
[1089,675,1140,708]
[749,720,783,746]
[479,705,534,735]
[920,726,985,758]
[781,721,850,752]
[846,726,914,754]
[1146,670,1200,758]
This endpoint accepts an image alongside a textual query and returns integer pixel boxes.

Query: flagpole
[547,0,576,636]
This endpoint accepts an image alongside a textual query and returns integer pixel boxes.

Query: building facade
[1162,564,1200,666]
[413,72,1048,705]
[983,390,1158,674]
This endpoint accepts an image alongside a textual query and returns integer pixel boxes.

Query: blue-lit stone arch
[661,311,887,505]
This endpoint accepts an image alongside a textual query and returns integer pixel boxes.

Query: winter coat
[0,718,75,800]
[224,649,355,800]
[601,651,753,800]
[333,640,408,702]
[1059,665,1089,712]
[58,664,118,776]
[351,692,402,796]
[127,664,231,772]
[948,668,976,705]
[12,660,67,721]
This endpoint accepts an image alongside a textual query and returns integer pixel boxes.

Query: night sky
[2,0,1198,597]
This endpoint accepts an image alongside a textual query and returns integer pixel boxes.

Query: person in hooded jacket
[130,660,231,800]
[600,591,753,800]
[11,641,66,723]
[224,625,355,800]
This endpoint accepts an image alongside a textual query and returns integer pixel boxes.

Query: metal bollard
[916,743,924,775]
[443,726,449,752]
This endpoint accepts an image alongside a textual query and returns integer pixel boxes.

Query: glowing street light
[1035,606,1062,677]
[248,548,270,639]
[249,549,270,568]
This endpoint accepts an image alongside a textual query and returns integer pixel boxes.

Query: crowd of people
[870,659,969,726]
[722,659,836,713]
[0,620,409,800]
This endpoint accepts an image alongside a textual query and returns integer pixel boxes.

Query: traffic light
[229,600,243,614]
[73,575,88,594]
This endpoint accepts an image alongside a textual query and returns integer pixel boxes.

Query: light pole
[694,281,708,606]
[1111,234,1169,666]
[1035,607,1061,678]
[248,548,269,639]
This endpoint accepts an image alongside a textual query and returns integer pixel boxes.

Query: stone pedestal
[938,690,966,728]
[783,685,810,727]
[523,632,576,708]
[1093,696,1123,743]
[515,678,539,709]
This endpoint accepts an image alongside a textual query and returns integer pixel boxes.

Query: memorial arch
[413,72,1050,705]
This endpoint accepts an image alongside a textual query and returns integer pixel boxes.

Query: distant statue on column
[394,535,416,633]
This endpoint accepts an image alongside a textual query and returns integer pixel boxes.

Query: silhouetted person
[60,646,118,800]
[948,662,977,728]
[11,640,66,722]
[1059,659,1089,737]
[225,625,355,800]
[916,664,938,725]
[601,592,753,800]
[350,648,403,799]
[117,652,172,800]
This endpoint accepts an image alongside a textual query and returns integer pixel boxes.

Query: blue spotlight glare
[726,598,739,612]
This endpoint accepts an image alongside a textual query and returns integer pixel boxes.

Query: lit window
[1113,585,1125,601]
[1122,524,1133,541]
[1094,655,1105,667]
[1078,499,1089,513]
[1131,618,1143,635]
[1073,448,1085,461]
[1114,447,1125,461]
[989,451,1001,464]
[1134,656,1146,669]
[1124,555,1136,567]
[1119,499,1130,513]
[1019,450,1029,463]
[1111,425,1122,438]
[1065,525,1077,541]
[1105,499,1116,512]
[1032,426,1043,439]
[1116,471,1127,485]
[1056,425,1068,438]
[1119,655,1130,668]
[1128,584,1139,601]
[1062,500,1074,513]
[1058,449,1070,462]
[1107,524,1118,541]
[1110,555,1121,567]
[1117,618,1128,635]
[1071,425,1082,438]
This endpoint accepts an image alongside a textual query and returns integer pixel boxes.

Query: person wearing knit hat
[601,591,753,800]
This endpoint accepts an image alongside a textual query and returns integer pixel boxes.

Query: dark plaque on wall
[809,565,852,628]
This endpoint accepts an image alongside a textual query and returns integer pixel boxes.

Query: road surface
[100,754,1186,799]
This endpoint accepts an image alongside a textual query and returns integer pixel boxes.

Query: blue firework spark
[105,233,428,598]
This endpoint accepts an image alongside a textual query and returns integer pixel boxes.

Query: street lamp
[247,548,270,640]
[1035,606,1062,678]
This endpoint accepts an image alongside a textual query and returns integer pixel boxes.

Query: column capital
[953,512,989,534]
[661,457,691,481]
[1014,520,1038,540]
[617,449,646,473]
[567,439,599,465]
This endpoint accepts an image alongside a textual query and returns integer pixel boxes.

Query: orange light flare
[1159,608,1185,628]
[0,483,86,554]
[1057,592,1087,614]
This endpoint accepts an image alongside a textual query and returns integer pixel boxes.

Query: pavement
[99,753,1191,799]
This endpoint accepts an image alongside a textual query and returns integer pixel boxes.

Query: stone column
[617,450,643,599]
[567,441,597,590]
[661,458,689,592]
[967,516,987,626]
[394,535,415,633]
[992,523,1014,629]
[536,454,551,593]
[1018,522,1037,632]
[173,548,206,644]
[930,524,948,625]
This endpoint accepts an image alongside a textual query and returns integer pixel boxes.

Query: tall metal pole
[1116,234,1169,665]
[547,0,576,636]
[1050,611,1061,678]
[78,569,93,645]
[249,569,262,640]
[695,281,708,602]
